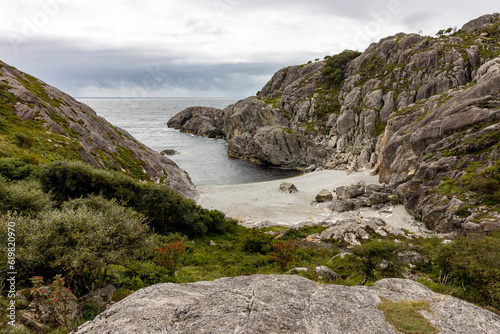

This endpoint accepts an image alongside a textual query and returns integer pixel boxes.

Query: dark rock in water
[167,106,225,139]
[73,275,500,334]
[161,149,180,156]
[279,181,298,193]
[315,189,333,202]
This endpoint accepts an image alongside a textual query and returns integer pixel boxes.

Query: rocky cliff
[0,61,196,197]
[73,275,500,334]
[169,13,500,232]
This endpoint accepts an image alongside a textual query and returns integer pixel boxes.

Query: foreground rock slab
[73,275,500,334]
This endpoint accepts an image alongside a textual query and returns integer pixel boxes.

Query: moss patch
[377,298,439,334]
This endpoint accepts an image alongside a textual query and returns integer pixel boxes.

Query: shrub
[270,240,299,270]
[30,275,78,331]
[432,234,500,309]
[154,240,187,276]
[1,196,151,296]
[323,50,362,88]
[79,302,100,322]
[241,229,273,254]
[13,132,34,149]
[0,179,53,215]
[352,239,403,285]
[34,160,236,236]
[0,157,36,180]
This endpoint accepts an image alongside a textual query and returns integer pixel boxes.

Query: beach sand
[197,170,431,234]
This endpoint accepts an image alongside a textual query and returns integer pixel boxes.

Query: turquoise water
[78,98,300,186]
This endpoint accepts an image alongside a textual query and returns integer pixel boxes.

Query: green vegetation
[439,160,500,209]
[0,158,499,333]
[377,298,439,334]
[323,50,361,88]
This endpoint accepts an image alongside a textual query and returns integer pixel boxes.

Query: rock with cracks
[73,275,500,334]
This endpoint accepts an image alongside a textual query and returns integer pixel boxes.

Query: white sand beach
[197,170,430,234]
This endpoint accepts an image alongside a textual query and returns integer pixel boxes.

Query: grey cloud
[0,37,289,97]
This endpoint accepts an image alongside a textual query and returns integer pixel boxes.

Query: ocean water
[78,98,301,187]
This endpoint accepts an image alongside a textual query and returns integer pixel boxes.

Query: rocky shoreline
[171,13,500,234]
[198,169,435,247]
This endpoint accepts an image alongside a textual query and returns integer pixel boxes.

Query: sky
[0,0,498,98]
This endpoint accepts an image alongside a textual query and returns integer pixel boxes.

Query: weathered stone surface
[79,284,116,310]
[462,222,483,234]
[73,275,500,334]
[279,181,298,193]
[397,251,428,264]
[368,192,389,205]
[330,199,355,212]
[336,182,366,199]
[0,60,196,198]
[314,266,339,282]
[315,189,333,202]
[167,106,225,138]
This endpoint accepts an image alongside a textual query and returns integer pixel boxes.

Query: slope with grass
[0,61,195,197]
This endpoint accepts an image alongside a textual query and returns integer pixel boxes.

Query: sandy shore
[197,170,431,234]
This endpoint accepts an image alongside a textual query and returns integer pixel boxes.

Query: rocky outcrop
[168,13,500,231]
[0,60,196,198]
[167,106,225,138]
[73,275,500,334]
[330,182,392,212]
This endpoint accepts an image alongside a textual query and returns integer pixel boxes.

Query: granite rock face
[167,106,225,139]
[0,61,196,198]
[167,13,500,231]
[73,275,500,334]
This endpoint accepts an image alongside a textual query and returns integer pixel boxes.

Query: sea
[78,98,301,187]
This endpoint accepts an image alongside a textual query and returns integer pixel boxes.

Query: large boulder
[167,106,225,139]
[315,189,333,202]
[73,275,500,334]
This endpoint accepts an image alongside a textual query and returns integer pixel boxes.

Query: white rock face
[73,275,500,334]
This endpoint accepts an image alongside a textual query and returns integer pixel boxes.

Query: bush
[432,234,500,309]
[34,160,236,236]
[270,240,299,270]
[0,196,152,296]
[241,229,273,254]
[154,240,186,276]
[323,50,362,88]
[352,239,403,285]
[0,158,36,180]
[0,179,53,215]
[79,302,101,322]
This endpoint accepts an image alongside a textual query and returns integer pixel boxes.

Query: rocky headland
[169,13,500,233]
[0,61,196,197]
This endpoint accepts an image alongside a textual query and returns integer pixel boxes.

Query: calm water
[78,98,300,187]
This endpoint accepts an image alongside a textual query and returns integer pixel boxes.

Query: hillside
[0,62,196,197]
[169,13,500,233]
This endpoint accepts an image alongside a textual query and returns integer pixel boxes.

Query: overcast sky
[0,0,498,98]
